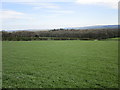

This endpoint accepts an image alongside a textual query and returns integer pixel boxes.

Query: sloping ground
[103,38,120,41]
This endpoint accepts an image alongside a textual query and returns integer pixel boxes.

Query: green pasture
[2,40,118,88]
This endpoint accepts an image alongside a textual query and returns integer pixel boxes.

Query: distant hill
[64,25,119,30]
[2,25,119,32]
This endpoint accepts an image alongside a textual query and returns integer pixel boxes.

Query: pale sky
[0,0,119,31]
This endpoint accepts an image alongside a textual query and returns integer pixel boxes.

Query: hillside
[64,25,119,30]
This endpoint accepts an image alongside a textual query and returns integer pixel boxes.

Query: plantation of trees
[1,28,119,41]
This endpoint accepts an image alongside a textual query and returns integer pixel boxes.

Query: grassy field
[2,40,118,88]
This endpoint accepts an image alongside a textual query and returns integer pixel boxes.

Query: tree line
[1,28,119,41]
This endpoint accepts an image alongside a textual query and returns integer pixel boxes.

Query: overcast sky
[0,0,119,30]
